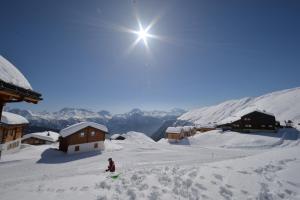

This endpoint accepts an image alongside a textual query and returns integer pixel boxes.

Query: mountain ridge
[178,87,300,126]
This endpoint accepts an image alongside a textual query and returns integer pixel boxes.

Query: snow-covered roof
[110,133,125,140]
[1,111,29,125]
[22,131,60,142]
[0,55,32,90]
[166,127,183,134]
[60,122,108,138]
[218,108,275,125]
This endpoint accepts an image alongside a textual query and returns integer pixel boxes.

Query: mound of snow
[123,131,155,144]
[179,87,300,125]
[0,55,32,90]
[104,140,123,152]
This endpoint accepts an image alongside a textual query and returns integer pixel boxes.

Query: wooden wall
[22,137,47,145]
[167,133,181,140]
[1,126,24,143]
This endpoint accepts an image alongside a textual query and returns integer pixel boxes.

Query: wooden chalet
[22,131,59,145]
[0,55,42,158]
[0,112,29,154]
[195,125,215,133]
[217,109,277,133]
[165,126,184,142]
[59,122,108,154]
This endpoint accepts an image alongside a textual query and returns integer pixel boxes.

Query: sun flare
[137,27,150,45]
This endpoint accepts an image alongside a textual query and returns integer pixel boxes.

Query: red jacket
[107,161,115,172]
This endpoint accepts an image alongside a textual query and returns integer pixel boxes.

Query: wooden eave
[0,79,42,104]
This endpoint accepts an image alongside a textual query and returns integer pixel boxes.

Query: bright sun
[137,27,150,45]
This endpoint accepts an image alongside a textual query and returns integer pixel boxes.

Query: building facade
[218,110,277,133]
[59,122,108,154]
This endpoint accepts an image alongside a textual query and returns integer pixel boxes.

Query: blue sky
[1,0,299,113]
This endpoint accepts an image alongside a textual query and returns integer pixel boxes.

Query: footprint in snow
[219,186,233,200]
[194,183,207,191]
[69,186,78,191]
[56,189,64,193]
[225,184,234,189]
[284,189,296,196]
[241,190,248,195]
[80,186,89,191]
[213,174,223,181]
[188,171,197,178]
[211,180,217,185]
[237,170,251,175]
[287,181,300,188]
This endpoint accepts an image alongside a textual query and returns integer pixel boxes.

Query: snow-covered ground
[0,130,299,200]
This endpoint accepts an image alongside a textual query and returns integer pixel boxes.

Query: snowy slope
[0,55,32,90]
[179,87,300,125]
[0,129,299,200]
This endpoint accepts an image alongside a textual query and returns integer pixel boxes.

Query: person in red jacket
[105,158,115,172]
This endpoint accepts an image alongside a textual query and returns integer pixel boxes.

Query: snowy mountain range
[178,87,300,126]
[5,107,186,136]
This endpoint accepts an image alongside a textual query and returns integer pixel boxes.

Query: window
[75,146,80,151]
[91,131,95,136]
[261,125,266,128]
[244,118,251,121]
[268,125,273,128]
[245,124,252,128]
[94,143,98,148]
[80,132,85,137]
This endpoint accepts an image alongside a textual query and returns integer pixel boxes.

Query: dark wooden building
[218,110,277,133]
[59,122,108,154]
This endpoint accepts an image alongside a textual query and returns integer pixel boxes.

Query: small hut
[59,122,108,154]
[0,112,29,154]
[165,127,184,142]
[22,131,60,145]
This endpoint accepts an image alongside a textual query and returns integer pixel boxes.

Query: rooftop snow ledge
[1,111,29,125]
[60,122,108,137]
[0,55,33,90]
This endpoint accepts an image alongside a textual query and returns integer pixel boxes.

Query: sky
[0,0,299,114]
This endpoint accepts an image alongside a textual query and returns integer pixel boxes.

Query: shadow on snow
[37,148,101,164]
